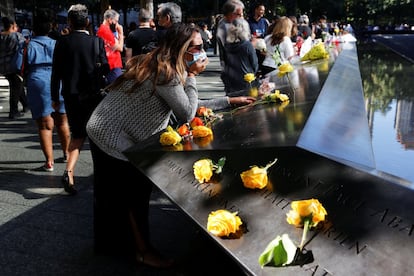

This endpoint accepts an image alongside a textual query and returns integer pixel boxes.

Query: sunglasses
[188,44,203,51]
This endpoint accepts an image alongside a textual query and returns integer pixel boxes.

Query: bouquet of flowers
[301,41,329,61]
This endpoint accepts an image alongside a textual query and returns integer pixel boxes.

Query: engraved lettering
[303,264,334,276]
[271,194,281,204]
[333,232,345,241]
[348,241,367,255]
[369,209,388,222]
[387,216,403,228]
[352,200,365,211]
[399,224,414,236]
[262,189,273,199]
[207,188,219,198]
[277,198,291,209]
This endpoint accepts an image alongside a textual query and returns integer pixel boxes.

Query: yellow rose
[207,209,243,237]
[277,63,294,77]
[277,93,289,102]
[244,73,256,83]
[159,126,182,146]
[192,125,213,138]
[193,159,214,183]
[249,87,258,97]
[240,159,277,189]
[240,166,269,189]
[286,209,302,226]
[286,199,327,228]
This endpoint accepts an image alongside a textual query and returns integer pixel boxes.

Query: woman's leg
[90,140,137,256]
[64,137,85,185]
[35,115,55,170]
[53,112,70,160]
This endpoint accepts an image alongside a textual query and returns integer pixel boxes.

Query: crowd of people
[0,0,355,270]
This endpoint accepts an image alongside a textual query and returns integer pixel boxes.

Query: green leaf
[215,157,226,174]
[258,235,284,267]
[258,234,297,268]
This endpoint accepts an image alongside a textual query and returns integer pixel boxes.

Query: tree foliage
[9,0,414,30]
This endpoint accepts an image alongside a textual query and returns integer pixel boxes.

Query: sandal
[136,250,174,269]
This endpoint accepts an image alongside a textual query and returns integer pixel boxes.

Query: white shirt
[262,35,295,69]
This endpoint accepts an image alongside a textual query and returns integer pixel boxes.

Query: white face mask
[186,51,207,67]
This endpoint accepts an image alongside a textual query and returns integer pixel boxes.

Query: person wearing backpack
[0,17,29,119]
[124,8,157,63]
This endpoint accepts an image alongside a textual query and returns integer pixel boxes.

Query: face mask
[186,51,207,67]
[110,23,117,32]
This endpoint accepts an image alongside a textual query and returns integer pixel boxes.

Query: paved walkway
[0,53,245,275]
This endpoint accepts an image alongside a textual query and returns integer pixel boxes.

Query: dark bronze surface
[124,41,414,275]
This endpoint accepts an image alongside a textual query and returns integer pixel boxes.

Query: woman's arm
[157,76,198,123]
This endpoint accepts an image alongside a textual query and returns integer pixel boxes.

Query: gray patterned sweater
[87,75,198,161]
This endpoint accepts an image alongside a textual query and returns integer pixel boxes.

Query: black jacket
[51,31,108,102]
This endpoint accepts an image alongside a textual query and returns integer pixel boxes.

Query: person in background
[51,4,109,195]
[24,10,70,172]
[247,3,270,76]
[289,15,299,43]
[198,22,213,51]
[296,14,314,56]
[247,3,269,39]
[155,2,182,41]
[127,21,137,34]
[96,9,124,84]
[86,23,207,268]
[261,16,295,76]
[297,14,313,39]
[125,8,156,62]
[48,22,61,40]
[221,18,258,95]
[216,0,245,70]
[314,15,329,41]
[0,17,28,119]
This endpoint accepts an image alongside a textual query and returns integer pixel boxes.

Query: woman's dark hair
[33,10,52,36]
[2,17,15,30]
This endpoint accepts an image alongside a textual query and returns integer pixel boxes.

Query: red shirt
[96,24,122,69]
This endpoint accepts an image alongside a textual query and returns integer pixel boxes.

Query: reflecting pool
[358,38,414,185]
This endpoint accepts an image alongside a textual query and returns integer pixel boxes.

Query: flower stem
[299,218,310,251]
[264,158,278,170]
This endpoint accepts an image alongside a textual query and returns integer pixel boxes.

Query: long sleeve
[156,76,198,123]
[198,97,230,111]
[50,39,62,103]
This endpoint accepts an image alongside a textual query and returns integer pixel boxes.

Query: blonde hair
[270,16,293,45]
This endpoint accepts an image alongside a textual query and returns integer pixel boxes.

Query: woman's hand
[188,57,209,76]
[229,96,256,106]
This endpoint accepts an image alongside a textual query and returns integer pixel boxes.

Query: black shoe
[8,112,24,119]
[62,170,77,195]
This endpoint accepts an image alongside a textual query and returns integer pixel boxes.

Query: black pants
[5,73,27,115]
[90,140,153,256]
